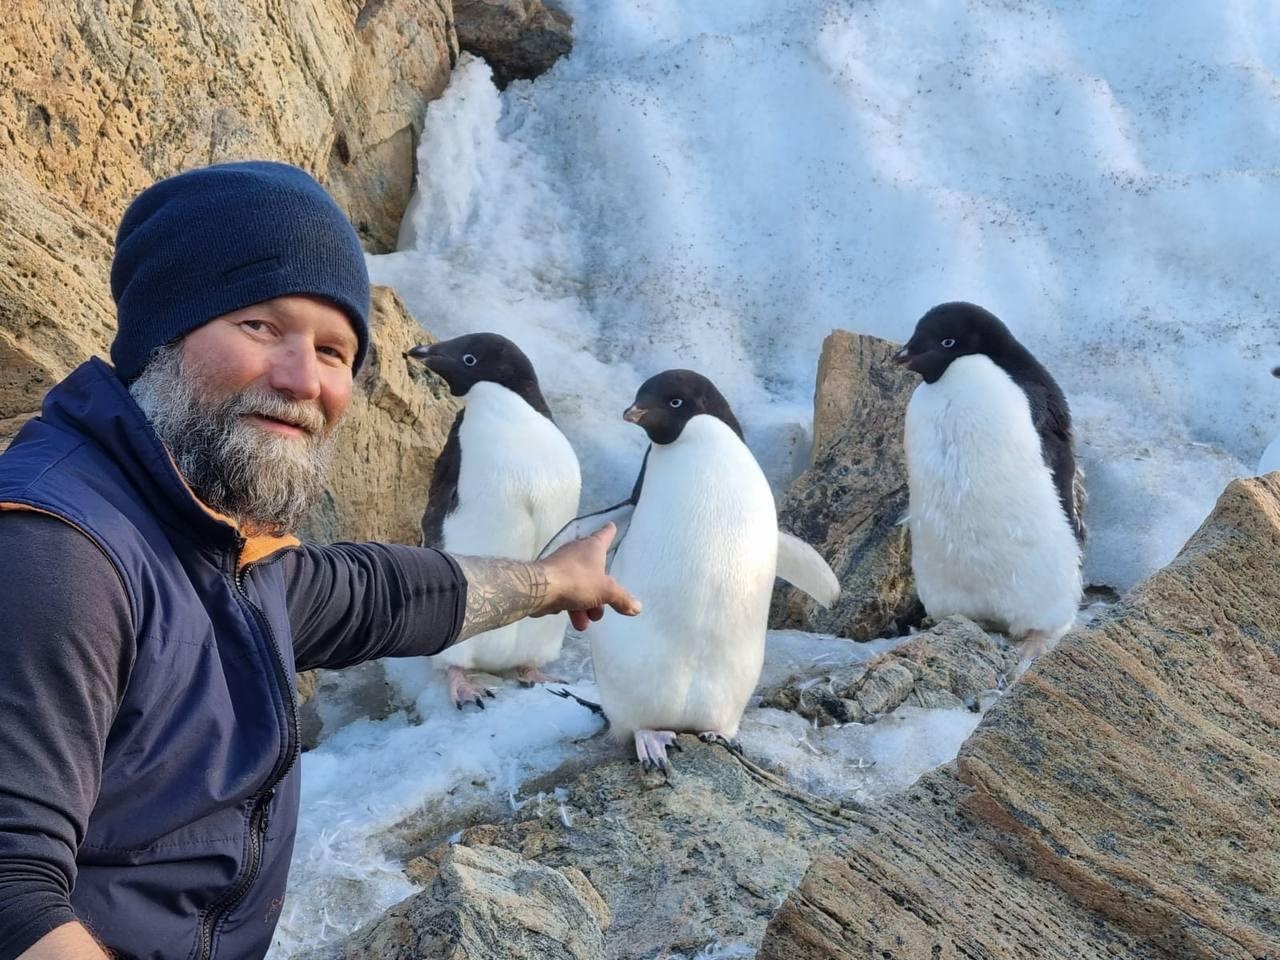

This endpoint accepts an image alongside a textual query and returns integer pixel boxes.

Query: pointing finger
[588,521,617,550]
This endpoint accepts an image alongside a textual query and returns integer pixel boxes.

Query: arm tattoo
[453,556,551,641]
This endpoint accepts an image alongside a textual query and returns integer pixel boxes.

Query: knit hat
[110,161,371,382]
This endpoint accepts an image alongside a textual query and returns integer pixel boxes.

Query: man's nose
[268,343,322,401]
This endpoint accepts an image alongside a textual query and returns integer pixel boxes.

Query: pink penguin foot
[515,664,564,687]
[634,729,682,773]
[698,730,743,754]
[447,665,495,710]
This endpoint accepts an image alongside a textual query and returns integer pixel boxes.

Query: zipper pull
[260,788,276,832]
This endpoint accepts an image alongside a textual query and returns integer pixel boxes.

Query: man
[0,161,639,959]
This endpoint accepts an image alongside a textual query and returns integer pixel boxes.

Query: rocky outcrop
[306,843,610,960]
[1,0,456,444]
[771,331,922,639]
[337,737,854,959]
[760,474,1280,959]
[301,286,459,546]
[453,0,572,88]
[761,616,1017,726]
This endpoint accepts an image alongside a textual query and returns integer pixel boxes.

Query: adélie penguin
[406,333,581,708]
[894,302,1085,666]
[541,370,840,772]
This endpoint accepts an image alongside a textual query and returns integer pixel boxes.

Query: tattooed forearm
[454,556,551,640]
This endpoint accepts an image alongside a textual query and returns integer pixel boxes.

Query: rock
[771,331,922,640]
[385,737,853,959]
[760,616,1017,725]
[453,0,573,88]
[1,0,456,440]
[296,660,394,751]
[306,843,608,960]
[760,475,1280,960]
[300,286,460,546]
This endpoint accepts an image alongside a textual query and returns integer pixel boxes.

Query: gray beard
[129,342,335,536]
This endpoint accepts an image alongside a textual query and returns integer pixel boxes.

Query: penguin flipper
[537,500,636,560]
[537,450,649,560]
[776,532,841,608]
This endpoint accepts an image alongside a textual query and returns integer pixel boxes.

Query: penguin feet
[515,664,564,687]
[1012,629,1060,679]
[634,729,681,773]
[447,666,495,711]
[698,731,743,754]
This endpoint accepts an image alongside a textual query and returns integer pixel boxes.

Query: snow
[274,1,1280,953]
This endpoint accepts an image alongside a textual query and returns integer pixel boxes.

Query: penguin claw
[698,731,742,754]
[634,730,680,774]
[515,665,564,687]
[446,667,494,711]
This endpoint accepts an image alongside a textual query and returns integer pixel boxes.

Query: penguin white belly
[590,416,777,739]
[434,382,581,672]
[905,355,1081,639]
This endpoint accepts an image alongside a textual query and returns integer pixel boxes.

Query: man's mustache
[226,390,327,438]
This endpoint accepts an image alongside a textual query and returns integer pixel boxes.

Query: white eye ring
[462,353,478,367]
[669,397,683,408]
[941,338,956,349]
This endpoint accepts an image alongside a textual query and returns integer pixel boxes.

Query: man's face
[129,295,359,535]
[183,294,358,432]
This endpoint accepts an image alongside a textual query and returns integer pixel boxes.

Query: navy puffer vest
[0,358,303,959]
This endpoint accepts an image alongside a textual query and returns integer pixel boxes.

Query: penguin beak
[404,343,435,361]
[891,346,912,366]
[623,405,648,425]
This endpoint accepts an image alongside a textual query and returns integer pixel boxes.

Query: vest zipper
[194,536,299,960]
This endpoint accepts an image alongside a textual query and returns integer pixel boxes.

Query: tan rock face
[1,0,456,441]
[302,286,459,546]
[771,331,922,639]
[760,474,1280,960]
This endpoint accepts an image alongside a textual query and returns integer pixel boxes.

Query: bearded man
[0,161,638,960]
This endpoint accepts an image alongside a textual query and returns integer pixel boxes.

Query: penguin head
[892,301,1018,384]
[405,333,548,409]
[624,369,744,445]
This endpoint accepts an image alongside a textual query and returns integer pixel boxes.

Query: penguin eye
[462,353,478,367]
[669,397,683,409]
[940,338,956,349]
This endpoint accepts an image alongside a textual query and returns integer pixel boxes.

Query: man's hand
[453,523,640,640]
[537,522,641,630]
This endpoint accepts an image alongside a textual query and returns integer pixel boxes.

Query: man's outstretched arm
[288,522,640,672]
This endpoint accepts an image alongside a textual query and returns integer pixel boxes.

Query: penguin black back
[896,302,1086,544]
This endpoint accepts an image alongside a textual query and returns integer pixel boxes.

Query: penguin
[406,333,581,708]
[540,370,839,771]
[893,301,1085,664]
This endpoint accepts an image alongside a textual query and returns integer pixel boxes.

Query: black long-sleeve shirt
[0,511,465,957]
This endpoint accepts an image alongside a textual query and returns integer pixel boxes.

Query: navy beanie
[110,161,371,382]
